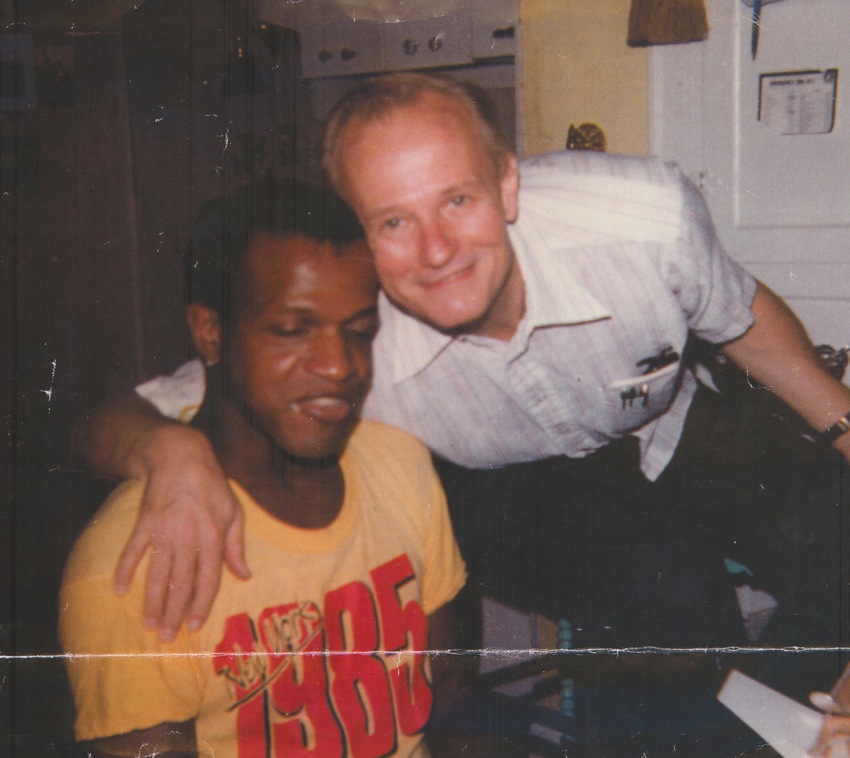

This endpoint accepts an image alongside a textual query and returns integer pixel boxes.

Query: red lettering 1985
[214,553,431,756]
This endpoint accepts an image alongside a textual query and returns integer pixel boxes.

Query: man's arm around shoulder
[72,390,249,639]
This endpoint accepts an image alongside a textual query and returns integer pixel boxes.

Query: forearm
[74,392,209,481]
[721,282,850,458]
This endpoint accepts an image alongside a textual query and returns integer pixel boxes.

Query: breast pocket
[608,362,683,433]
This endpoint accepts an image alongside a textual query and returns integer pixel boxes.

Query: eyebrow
[365,205,402,224]
[365,182,483,222]
[264,303,378,320]
[344,305,379,323]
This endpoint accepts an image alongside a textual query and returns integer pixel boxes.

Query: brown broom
[627,0,709,47]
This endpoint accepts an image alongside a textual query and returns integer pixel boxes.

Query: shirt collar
[380,294,455,383]
[381,201,612,384]
[509,219,611,331]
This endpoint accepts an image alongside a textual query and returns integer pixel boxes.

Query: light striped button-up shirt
[139,153,757,481]
[364,151,757,481]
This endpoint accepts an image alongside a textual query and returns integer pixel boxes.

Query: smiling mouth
[291,396,356,423]
[422,262,475,289]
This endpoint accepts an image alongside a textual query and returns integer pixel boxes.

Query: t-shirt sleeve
[135,359,206,423]
[663,164,758,344]
[58,482,203,741]
[421,466,467,617]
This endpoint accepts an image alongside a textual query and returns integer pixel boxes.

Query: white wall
[650,0,850,359]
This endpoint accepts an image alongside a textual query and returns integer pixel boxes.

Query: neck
[465,253,526,341]
[212,399,345,530]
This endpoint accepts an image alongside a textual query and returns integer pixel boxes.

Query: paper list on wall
[758,69,838,135]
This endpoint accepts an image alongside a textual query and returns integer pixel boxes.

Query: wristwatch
[821,412,850,443]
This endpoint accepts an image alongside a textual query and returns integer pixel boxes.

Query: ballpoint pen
[751,0,762,60]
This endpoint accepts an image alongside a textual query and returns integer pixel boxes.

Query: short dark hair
[187,175,364,317]
[323,72,513,198]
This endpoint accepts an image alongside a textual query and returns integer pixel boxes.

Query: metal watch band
[822,412,850,443]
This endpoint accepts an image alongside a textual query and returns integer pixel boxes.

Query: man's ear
[186,304,222,365]
[500,154,520,224]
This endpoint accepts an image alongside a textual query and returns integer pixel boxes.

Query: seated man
[59,178,469,757]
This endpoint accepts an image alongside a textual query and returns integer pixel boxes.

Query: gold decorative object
[566,123,607,152]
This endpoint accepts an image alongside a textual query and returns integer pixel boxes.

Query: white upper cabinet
[257,0,516,79]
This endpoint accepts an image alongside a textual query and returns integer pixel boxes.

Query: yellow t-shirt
[59,421,467,757]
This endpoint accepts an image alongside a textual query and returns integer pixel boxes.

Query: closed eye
[347,316,380,340]
[269,324,308,338]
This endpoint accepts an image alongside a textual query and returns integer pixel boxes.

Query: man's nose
[419,217,456,268]
[306,330,355,381]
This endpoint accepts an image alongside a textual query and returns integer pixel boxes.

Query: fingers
[186,530,224,633]
[114,527,151,597]
[113,499,187,637]
[184,493,248,631]
[115,502,207,641]
[187,500,249,630]
[158,542,200,642]
[139,536,202,643]
[141,540,175,635]
[812,715,850,758]
[812,691,843,713]
[223,506,251,581]
[111,431,245,638]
